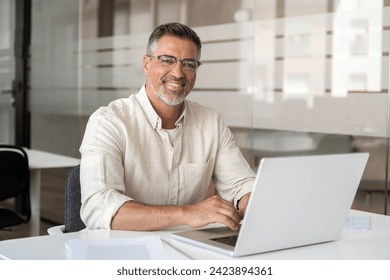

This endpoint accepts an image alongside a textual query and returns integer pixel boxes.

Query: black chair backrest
[0,144,30,224]
[64,164,86,233]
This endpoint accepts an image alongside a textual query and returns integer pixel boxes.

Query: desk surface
[24,148,80,236]
[25,148,80,169]
[1,210,389,260]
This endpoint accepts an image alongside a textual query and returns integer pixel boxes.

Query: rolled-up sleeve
[79,110,132,229]
[213,115,255,206]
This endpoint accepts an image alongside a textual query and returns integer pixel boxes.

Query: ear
[143,55,151,75]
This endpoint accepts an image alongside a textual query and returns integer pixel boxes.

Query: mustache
[162,76,189,86]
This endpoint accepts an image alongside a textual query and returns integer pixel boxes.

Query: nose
[169,60,185,78]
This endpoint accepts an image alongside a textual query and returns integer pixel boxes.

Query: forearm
[111,200,188,231]
[111,195,243,231]
[237,192,251,216]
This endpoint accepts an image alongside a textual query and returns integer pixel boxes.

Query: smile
[166,81,183,87]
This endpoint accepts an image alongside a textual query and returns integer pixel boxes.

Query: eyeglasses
[148,54,201,74]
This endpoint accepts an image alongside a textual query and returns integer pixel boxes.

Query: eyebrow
[159,54,200,62]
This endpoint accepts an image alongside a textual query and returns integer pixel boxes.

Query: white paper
[65,235,170,260]
[345,216,371,230]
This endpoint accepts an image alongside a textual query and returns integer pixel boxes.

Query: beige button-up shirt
[79,86,255,229]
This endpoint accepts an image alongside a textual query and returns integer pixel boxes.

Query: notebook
[171,153,369,257]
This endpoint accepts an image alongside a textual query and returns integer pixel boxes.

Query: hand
[237,193,251,217]
[182,195,242,231]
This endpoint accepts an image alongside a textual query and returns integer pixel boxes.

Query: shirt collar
[135,84,187,130]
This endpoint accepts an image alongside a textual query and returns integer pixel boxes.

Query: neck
[158,104,183,129]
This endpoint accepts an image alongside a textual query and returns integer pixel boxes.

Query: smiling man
[79,23,255,231]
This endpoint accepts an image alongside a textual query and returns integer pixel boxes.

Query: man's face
[143,35,199,107]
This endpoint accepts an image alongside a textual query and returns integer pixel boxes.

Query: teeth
[167,82,182,87]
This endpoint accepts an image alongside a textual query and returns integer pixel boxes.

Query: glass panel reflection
[27,0,390,215]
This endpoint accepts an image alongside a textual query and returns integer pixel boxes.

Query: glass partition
[28,0,389,215]
[30,0,82,157]
[0,0,15,144]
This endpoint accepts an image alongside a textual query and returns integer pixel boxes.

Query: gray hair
[146,22,202,59]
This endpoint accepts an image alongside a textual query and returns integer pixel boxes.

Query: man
[79,22,255,231]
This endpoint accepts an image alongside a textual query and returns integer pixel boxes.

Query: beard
[151,76,191,107]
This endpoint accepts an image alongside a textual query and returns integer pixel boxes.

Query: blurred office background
[1,0,389,236]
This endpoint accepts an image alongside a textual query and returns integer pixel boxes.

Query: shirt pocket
[180,158,214,204]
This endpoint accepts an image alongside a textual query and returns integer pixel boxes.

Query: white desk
[25,148,80,236]
[0,210,389,260]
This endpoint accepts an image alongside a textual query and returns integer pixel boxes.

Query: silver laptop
[171,153,369,257]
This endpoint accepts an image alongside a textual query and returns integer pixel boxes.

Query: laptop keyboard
[211,235,238,247]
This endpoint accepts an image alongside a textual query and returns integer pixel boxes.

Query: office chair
[0,144,31,230]
[64,164,86,233]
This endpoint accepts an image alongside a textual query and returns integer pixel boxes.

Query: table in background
[0,210,389,260]
[25,148,80,236]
